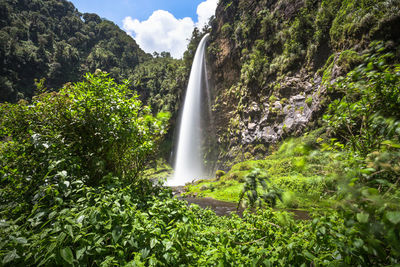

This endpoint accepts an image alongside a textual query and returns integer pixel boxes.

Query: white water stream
[167,33,210,186]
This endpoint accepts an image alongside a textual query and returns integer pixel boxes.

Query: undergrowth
[0,180,371,266]
[185,131,338,209]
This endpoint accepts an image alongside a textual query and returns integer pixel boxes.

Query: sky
[69,0,218,58]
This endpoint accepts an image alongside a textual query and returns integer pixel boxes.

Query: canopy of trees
[0,0,151,102]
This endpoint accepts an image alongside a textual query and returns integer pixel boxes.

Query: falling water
[167,33,210,186]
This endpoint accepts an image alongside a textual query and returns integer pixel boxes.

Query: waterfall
[167,33,210,186]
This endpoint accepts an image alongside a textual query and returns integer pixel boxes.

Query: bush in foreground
[0,72,169,217]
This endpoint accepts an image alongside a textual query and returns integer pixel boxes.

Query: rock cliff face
[207,0,400,168]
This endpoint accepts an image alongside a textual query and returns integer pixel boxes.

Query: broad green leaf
[140,248,150,259]
[356,213,369,223]
[354,239,364,248]
[303,250,315,260]
[112,226,122,243]
[74,234,82,242]
[76,215,85,224]
[150,238,158,249]
[2,249,20,264]
[319,226,326,235]
[149,257,158,266]
[381,140,400,148]
[38,253,56,267]
[386,211,400,224]
[100,256,115,267]
[14,237,28,244]
[57,232,67,244]
[263,259,272,267]
[60,247,74,265]
[48,211,57,220]
[65,225,73,238]
[0,221,10,227]
[76,247,86,260]
[163,240,173,251]
[35,211,46,219]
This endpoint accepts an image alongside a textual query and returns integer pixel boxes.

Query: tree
[0,72,170,214]
[0,0,151,103]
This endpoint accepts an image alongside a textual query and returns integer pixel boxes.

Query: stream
[171,186,310,220]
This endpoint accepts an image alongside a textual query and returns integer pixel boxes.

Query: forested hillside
[0,0,151,102]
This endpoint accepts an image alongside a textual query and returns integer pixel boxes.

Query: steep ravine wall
[207,0,400,169]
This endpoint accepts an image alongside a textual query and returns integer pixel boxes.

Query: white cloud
[196,0,218,28]
[123,0,218,59]
[123,10,194,59]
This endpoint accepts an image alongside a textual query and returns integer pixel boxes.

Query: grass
[143,160,173,181]
[184,130,340,210]
[184,179,243,202]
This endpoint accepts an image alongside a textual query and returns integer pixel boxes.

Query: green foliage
[1,63,399,265]
[131,56,187,116]
[320,43,400,263]
[186,133,338,208]
[305,96,313,106]
[183,27,207,70]
[211,0,400,123]
[210,0,400,158]
[320,49,363,85]
[215,170,226,178]
[238,168,283,209]
[142,160,173,181]
[269,94,277,102]
[0,176,390,266]
[240,46,269,86]
[0,0,150,102]
[324,42,400,155]
[130,55,187,160]
[0,72,169,217]
[221,23,232,37]
[1,180,178,266]
[1,1,400,265]
[329,0,383,49]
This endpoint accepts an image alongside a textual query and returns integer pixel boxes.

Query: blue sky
[70,0,205,28]
[69,0,218,58]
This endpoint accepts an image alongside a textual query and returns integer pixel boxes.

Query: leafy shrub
[238,168,283,209]
[324,42,400,155]
[0,179,369,266]
[322,42,400,264]
[0,72,169,216]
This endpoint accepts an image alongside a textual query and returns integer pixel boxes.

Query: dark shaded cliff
[207,0,400,167]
